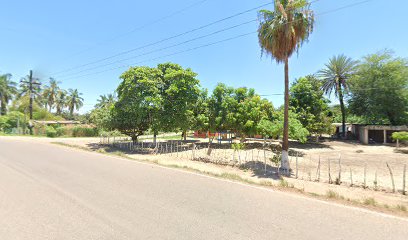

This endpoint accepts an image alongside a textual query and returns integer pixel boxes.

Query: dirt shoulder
[2,136,407,217]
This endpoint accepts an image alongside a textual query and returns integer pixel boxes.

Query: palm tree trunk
[338,83,346,139]
[0,100,6,115]
[281,57,290,172]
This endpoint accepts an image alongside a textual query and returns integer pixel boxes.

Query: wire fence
[99,136,407,195]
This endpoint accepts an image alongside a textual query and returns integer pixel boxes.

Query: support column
[384,130,387,144]
[363,128,369,145]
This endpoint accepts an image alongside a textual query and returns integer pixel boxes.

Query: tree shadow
[394,148,408,154]
[241,161,286,180]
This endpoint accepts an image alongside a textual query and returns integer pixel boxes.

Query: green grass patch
[363,198,377,206]
[326,190,340,199]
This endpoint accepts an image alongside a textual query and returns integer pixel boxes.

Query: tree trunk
[281,57,290,171]
[131,135,138,144]
[153,132,157,145]
[0,101,6,115]
[338,83,346,139]
[183,130,187,141]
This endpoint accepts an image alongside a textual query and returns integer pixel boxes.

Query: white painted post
[383,130,387,144]
[403,164,406,195]
[295,152,298,179]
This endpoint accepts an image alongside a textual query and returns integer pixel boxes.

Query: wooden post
[403,164,406,195]
[374,170,378,190]
[295,152,298,179]
[316,155,321,182]
[338,154,342,184]
[386,162,396,193]
[264,148,267,175]
[192,143,195,160]
[350,168,353,186]
[328,158,332,184]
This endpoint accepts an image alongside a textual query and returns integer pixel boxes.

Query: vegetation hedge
[46,126,57,138]
[72,126,99,137]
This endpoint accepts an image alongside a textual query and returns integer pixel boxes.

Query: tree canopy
[290,75,332,137]
[348,51,408,125]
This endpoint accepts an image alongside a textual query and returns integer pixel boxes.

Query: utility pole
[22,70,40,135]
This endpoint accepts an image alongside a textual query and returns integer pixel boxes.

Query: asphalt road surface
[0,138,407,240]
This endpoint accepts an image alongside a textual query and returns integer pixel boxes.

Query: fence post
[328,158,332,184]
[374,170,378,190]
[316,155,321,182]
[192,143,195,160]
[403,164,406,195]
[295,152,298,179]
[264,148,267,175]
[338,154,342,184]
[386,162,395,193]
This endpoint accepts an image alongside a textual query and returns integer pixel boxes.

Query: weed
[308,192,320,197]
[395,205,407,212]
[260,180,274,186]
[326,190,339,199]
[335,177,341,185]
[363,198,377,206]
[279,178,289,188]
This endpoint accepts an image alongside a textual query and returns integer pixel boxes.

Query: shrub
[46,126,57,138]
[72,126,98,137]
[392,132,408,141]
[55,127,68,137]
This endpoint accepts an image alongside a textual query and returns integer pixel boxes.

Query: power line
[58,19,258,79]
[52,2,273,76]
[61,31,257,80]
[60,0,373,80]
[59,0,211,60]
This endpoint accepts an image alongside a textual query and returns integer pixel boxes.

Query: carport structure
[358,125,408,144]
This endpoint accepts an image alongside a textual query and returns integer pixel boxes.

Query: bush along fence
[99,136,407,196]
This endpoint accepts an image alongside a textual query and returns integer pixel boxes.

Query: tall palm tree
[19,74,42,103]
[95,93,116,108]
[55,89,67,115]
[0,74,17,115]
[66,89,84,116]
[318,55,357,138]
[42,78,60,112]
[258,0,314,170]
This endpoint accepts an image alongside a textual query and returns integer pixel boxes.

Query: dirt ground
[2,136,407,211]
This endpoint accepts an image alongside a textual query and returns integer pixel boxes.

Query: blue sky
[1,0,407,113]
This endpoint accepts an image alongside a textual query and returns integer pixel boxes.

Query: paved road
[0,138,407,240]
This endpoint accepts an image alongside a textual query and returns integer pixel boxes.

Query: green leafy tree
[91,93,116,131]
[111,66,161,142]
[0,73,17,115]
[236,94,274,140]
[258,0,314,169]
[42,78,60,112]
[95,93,116,109]
[156,63,201,140]
[348,51,408,125]
[318,55,357,138]
[55,89,68,115]
[66,89,84,116]
[290,75,332,140]
[190,88,210,133]
[208,83,238,133]
[0,111,27,132]
[270,109,309,143]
